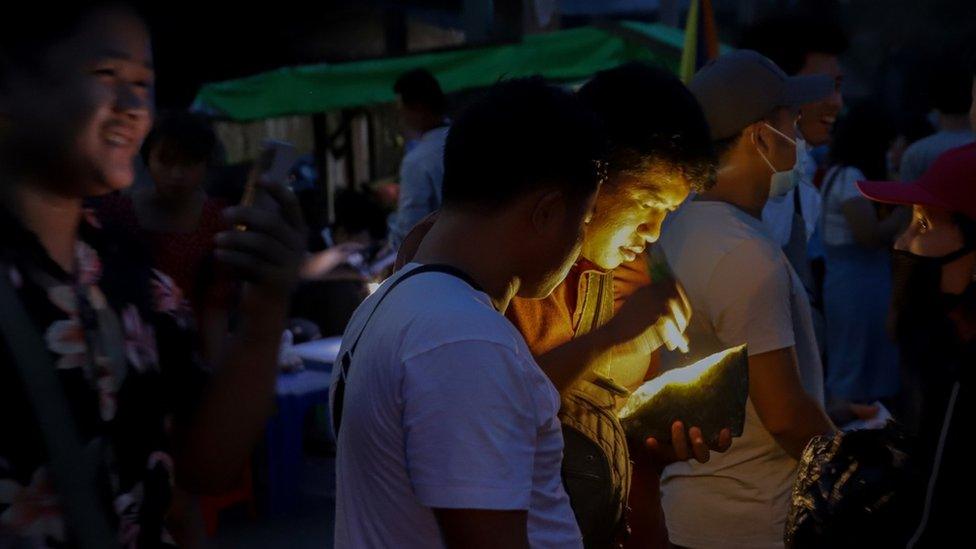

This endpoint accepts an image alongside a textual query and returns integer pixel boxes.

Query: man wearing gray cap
[654,50,836,548]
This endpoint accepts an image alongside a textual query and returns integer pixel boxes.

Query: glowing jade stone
[618,344,749,446]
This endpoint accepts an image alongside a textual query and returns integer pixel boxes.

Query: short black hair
[577,62,716,192]
[141,111,218,166]
[712,132,743,161]
[393,68,447,115]
[739,12,848,76]
[929,57,974,115]
[0,3,144,88]
[442,77,606,210]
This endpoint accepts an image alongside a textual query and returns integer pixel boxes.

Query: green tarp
[192,22,721,121]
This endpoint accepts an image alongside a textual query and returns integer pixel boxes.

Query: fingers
[671,421,690,461]
[257,179,306,231]
[215,248,281,285]
[717,428,733,452]
[689,426,710,463]
[223,207,304,252]
[335,242,366,253]
[216,230,295,266]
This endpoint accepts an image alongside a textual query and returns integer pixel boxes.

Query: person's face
[147,143,207,201]
[519,187,599,299]
[900,205,966,258]
[580,169,689,270]
[0,9,154,197]
[797,53,843,147]
[898,204,976,294]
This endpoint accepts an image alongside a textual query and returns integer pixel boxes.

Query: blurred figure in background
[886,114,936,181]
[96,111,235,363]
[899,58,975,182]
[387,68,449,250]
[741,12,848,299]
[819,102,906,405]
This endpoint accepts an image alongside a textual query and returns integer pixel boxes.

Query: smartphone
[236,140,298,231]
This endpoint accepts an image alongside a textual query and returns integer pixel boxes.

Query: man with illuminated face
[397,63,728,548]
[507,65,728,548]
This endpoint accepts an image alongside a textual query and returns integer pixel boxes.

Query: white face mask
[755,122,798,198]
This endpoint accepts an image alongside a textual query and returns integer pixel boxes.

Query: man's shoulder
[662,201,772,262]
[905,131,975,159]
[389,274,524,356]
[403,127,449,164]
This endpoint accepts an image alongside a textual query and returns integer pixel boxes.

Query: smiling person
[741,12,848,313]
[0,4,305,547]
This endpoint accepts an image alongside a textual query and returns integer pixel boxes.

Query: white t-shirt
[329,264,581,549]
[656,200,825,549]
[821,166,867,247]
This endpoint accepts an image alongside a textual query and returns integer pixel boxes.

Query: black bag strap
[0,270,119,549]
[332,264,483,436]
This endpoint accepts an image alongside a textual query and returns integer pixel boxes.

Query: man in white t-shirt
[656,50,836,549]
[330,78,607,548]
[388,69,450,249]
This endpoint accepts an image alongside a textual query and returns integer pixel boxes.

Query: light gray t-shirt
[330,264,582,549]
[900,129,974,182]
[656,200,825,549]
[388,127,449,248]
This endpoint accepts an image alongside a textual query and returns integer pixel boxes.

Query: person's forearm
[537,326,619,393]
[199,307,230,365]
[177,289,287,493]
[770,396,835,460]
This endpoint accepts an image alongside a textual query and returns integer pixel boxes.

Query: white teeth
[105,133,130,146]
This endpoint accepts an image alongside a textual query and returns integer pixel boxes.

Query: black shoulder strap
[332,264,483,436]
[793,183,804,219]
[0,270,119,549]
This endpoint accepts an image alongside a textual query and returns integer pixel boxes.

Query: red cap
[857,142,976,221]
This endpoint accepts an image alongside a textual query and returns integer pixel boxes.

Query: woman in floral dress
[0,5,306,547]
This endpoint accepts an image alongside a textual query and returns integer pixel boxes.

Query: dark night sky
[139,1,464,109]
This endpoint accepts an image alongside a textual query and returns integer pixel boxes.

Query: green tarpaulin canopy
[192,21,727,122]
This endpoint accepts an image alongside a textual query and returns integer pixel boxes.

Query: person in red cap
[857,142,976,548]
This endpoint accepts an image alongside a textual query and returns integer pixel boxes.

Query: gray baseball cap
[689,49,834,140]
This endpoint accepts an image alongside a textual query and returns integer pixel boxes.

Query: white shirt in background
[656,200,825,549]
[388,127,449,248]
[820,165,867,247]
[900,129,975,182]
[330,264,582,549]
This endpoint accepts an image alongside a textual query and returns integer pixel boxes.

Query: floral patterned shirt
[0,206,208,548]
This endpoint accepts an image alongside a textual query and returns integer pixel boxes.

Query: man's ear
[530,188,567,236]
[750,122,774,156]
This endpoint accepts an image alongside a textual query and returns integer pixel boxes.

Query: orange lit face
[580,168,689,270]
